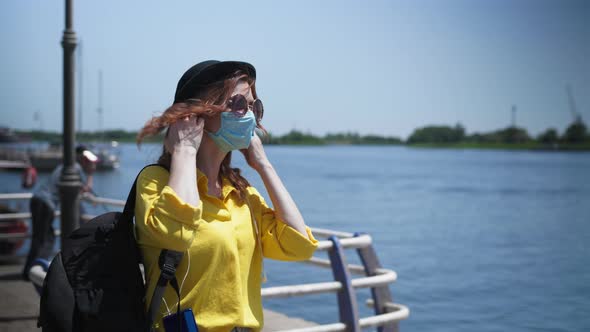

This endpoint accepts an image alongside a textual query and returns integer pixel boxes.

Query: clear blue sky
[1,0,588,139]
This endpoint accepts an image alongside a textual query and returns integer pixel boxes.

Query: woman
[135,60,319,332]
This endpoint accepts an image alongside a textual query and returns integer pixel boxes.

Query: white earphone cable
[162,297,171,316]
[177,248,191,308]
[162,248,190,316]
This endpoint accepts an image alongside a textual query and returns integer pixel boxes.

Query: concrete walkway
[0,263,317,332]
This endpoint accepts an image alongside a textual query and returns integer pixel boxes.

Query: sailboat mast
[565,84,581,123]
[511,105,517,128]
[98,70,103,141]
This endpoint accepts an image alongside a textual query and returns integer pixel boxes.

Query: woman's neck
[196,135,227,191]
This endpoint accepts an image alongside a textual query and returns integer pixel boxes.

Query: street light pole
[58,0,81,244]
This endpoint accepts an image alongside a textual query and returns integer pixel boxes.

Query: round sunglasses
[226,94,264,123]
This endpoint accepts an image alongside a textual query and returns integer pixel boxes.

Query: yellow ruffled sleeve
[134,165,203,252]
[247,186,318,261]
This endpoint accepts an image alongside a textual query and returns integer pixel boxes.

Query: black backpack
[38,164,184,332]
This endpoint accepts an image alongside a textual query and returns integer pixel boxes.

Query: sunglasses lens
[253,99,264,122]
[230,95,248,113]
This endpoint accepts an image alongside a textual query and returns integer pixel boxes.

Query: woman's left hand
[240,134,271,172]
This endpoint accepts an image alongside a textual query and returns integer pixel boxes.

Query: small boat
[0,127,21,143]
[86,141,120,170]
[0,204,29,259]
[0,146,31,170]
[28,143,62,171]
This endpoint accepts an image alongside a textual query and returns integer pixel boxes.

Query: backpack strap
[126,164,185,332]
[120,163,163,224]
[147,249,184,332]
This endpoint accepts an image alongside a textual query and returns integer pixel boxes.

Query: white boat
[30,142,120,171]
[86,141,120,170]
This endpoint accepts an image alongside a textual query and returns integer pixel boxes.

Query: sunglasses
[227,94,264,123]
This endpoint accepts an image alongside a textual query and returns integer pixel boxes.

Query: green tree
[562,121,587,143]
[407,123,465,144]
[267,130,324,145]
[537,128,559,144]
[501,126,531,143]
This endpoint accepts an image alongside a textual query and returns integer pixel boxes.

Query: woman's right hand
[164,115,205,154]
[166,115,202,207]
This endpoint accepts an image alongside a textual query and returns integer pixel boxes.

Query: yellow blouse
[134,165,319,332]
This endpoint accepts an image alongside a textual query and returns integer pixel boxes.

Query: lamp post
[58,0,81,244]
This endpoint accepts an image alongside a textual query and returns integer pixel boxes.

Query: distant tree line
[264,130,403,145]
[12,120,589,148]
[407,121,589,145]
[14,129,403,146]
[14,129,163,144]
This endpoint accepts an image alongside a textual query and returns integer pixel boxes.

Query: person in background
[135,60,319,332]
[22,145,96,280]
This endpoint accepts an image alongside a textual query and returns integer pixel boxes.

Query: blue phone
[162,308,199,332]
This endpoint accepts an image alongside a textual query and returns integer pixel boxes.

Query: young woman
[135,60,318,332]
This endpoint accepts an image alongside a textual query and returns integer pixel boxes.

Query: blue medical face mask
[206,110,257,153]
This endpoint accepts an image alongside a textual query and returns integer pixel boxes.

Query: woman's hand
[164,115,205,154]
[241,134,271,172]
[166,115,202,208]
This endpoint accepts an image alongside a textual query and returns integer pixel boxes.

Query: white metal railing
[0,193,34,200]
[2,192,410,331]
[0,192,124,206]
[0,192,118,240]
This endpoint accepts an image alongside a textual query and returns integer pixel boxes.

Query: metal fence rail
[1,192,410,331]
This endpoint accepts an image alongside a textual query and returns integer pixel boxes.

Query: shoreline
[406,142,590,152]
[3,140,590,151]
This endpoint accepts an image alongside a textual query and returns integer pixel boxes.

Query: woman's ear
[203,113,222,133]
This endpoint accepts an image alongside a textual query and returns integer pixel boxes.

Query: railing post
[328,235,360,332]
[354,232,398,332]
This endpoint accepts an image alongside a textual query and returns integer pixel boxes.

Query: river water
[2,143,589,331]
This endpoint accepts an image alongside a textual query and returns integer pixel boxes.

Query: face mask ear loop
[245,195,267,283]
